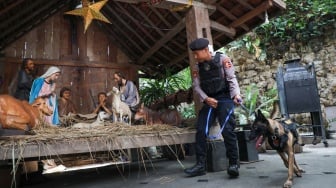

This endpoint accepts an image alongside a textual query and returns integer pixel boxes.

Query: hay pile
[0,123,194,178]
[0,123,194,147]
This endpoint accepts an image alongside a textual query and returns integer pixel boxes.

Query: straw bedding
[0,117,196,182]
[0,123,194,164]
[0,123,194,147]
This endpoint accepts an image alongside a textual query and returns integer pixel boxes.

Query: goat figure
[107,87,132,125]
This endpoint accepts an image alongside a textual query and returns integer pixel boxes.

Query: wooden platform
[0,125,196,161]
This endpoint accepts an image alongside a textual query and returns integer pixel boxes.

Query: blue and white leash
[238,100,249,113]
[205,99,235,140]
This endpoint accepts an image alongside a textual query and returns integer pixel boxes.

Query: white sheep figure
[107,87,132,125]
[72,111,110,128]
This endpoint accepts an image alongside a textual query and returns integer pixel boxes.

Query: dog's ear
[257,109,267,121]
[255,109,261,118]
[253,110,258,119]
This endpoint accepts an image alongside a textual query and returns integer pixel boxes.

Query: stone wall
[229,27,336,126]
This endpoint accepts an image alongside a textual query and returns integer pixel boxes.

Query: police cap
[189,38,209,51]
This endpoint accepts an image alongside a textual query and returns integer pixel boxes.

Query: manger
[0,124,196,161]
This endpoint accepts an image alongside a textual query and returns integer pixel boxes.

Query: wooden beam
[0,0,45,32]
[138,18,186,64]
[201,0,217,4]
[1,2,69,50]
[2,57,133,69]
[130,4,179,57]
[236,0,264,20]
[166,52,188,67]
[230,0,273,28]
[272,0,286,9]
[114,2,156,42]
[165,0,216,11]
[121,5,177,62]
[113,2,173,62]
[210,20,236,37]
[216,5,249,31]
[148,7,186,54]
[170,7,185,19]
[149,6,173,28]
[0,0,67,43]
[0,0,25,16]
[111,3,153,48]
[112,0,147,3]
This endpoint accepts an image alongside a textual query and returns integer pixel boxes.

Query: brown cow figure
[134,103,181,126]
[0,95,53,131]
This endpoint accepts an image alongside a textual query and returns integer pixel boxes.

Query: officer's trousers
[195,98,239,165]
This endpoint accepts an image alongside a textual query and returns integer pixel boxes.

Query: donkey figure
[134,103,181,126]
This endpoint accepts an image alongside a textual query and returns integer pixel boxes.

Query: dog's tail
[270,100,281,120]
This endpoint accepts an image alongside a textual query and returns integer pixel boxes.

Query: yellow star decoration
[65,0,111,33]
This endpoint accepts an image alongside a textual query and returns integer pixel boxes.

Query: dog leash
[238,101,250,113]
[205,99,235,140]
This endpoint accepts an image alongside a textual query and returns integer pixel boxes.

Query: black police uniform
[184,38,240,178]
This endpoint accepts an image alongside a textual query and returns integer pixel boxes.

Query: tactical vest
[198,52,229,97]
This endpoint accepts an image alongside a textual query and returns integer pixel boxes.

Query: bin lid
[284,58,302,69]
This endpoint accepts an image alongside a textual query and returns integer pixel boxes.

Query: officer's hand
[205,97,218,108]
[233,94,242,105]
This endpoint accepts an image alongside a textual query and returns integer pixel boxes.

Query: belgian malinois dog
[249,110,305,188]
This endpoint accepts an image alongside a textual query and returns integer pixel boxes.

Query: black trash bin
[276,59,328,147]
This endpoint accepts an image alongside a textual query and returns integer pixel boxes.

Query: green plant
[223,0,336,61]
[235,84,278,125]
[227,34,265,60]
[139,68,192,106]
[177,102,196,119]
[260,0,335,57]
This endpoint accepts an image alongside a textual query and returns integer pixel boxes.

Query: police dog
[250,110,305,188]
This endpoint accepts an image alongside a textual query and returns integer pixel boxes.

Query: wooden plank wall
[0,59,137,114]
[0,7,138,114]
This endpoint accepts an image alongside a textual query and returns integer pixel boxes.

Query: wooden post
[185,6,213,112]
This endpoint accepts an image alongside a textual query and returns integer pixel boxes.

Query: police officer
[184,38,242,177]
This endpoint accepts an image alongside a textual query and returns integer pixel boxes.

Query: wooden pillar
[185,6,213,112]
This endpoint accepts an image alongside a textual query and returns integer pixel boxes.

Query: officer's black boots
[184,156,239,178]
[227,164,239,177]
[184,156,206,177]
[184,162,206,177]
